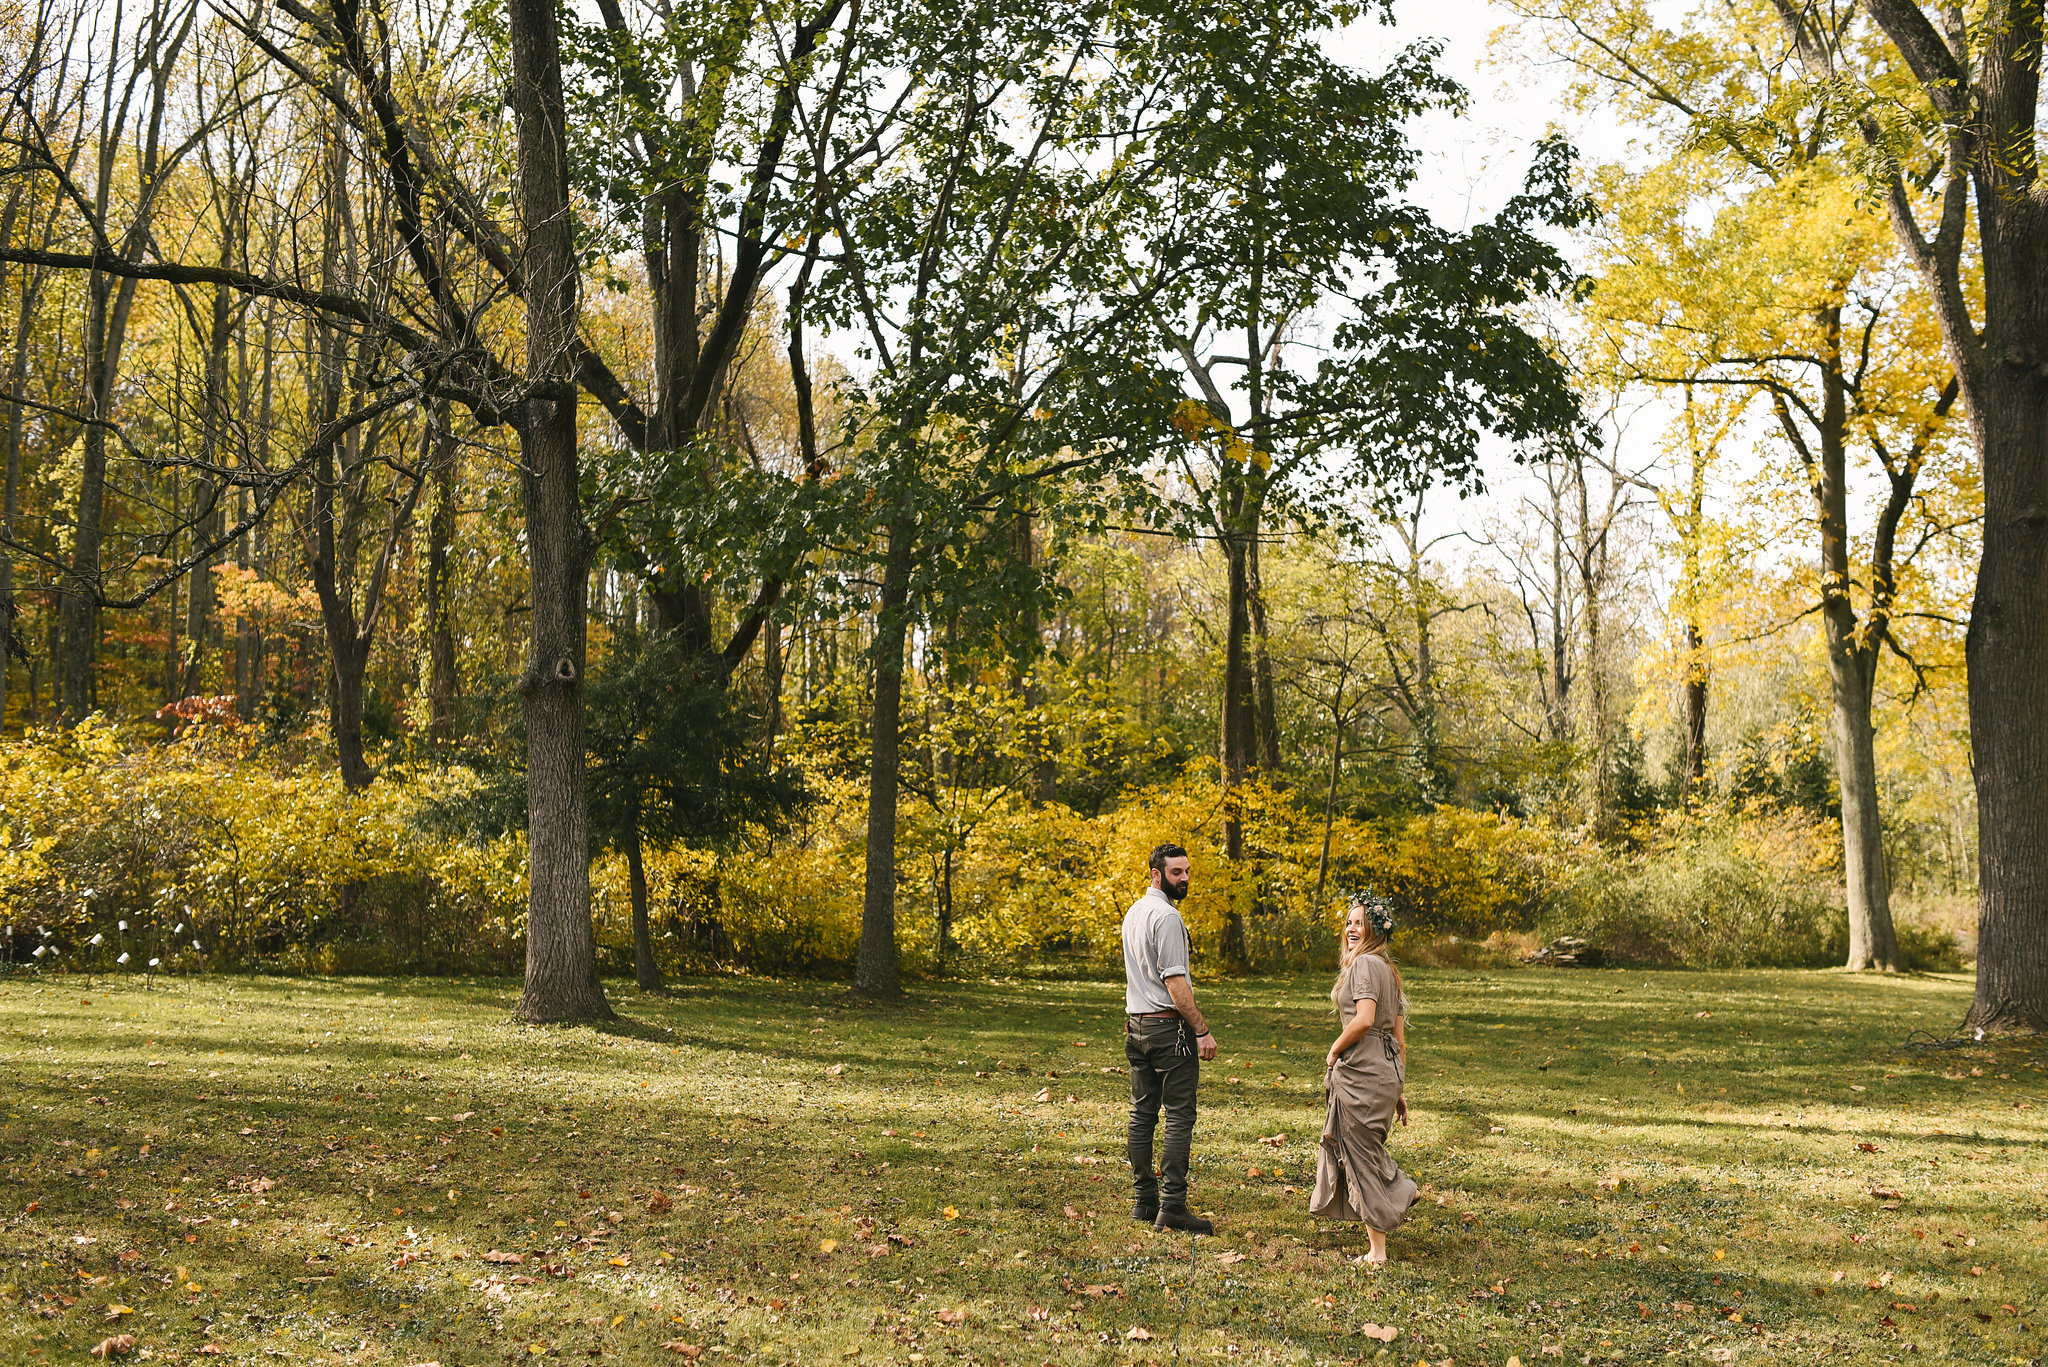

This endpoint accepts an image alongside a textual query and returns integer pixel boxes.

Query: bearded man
[1121,842,1219,1234]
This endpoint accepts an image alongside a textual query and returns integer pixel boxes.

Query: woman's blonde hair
[1330,905,1404,1015]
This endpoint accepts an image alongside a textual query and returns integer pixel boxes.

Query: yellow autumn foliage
[0,724,1859,976]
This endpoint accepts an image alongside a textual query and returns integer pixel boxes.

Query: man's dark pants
[1126,1016,1199,1205]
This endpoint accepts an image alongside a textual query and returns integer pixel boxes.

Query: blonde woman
[1309,891,1417,1264]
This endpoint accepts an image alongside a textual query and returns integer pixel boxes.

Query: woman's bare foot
[1365,1228,1389,1265]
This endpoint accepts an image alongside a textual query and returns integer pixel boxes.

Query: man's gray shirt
[1122,887,1191,1014]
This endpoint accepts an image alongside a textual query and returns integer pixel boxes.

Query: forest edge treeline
[0,0,2039,1030]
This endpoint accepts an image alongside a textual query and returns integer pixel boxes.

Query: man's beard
[1163,878,1189,902]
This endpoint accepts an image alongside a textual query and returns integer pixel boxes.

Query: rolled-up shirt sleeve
[1152,913,1190,982]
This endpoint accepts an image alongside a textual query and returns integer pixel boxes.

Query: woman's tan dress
[1310,952,1418,1229]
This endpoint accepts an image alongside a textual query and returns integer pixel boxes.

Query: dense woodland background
[0,0,2035,1021]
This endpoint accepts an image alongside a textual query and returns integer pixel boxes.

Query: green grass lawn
[2,967,2043,1367]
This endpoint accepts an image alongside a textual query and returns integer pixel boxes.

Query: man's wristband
[1195,1029,1212,1039]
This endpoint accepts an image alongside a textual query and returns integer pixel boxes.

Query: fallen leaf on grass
[1062,1205,1079,1219]
[104,1304,134,1319]
[452,1112,475,1122]
[661,1344,704,1359]
[1869,1186,1904,1200]
[935,1308,967,1325]
[826,1064,845,1078]
[482,1251,525,1264]
[1215,1251,1245,1265]
[196,1348,224,1356]
[647,1192,674,1215]
[943,1206,959,1220]
[1033,1088,1050,1103]
[1124,1327,1153,1341]
[1358,1322,1398,1342]
[90,1335,135,1358]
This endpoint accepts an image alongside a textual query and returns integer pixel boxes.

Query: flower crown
[1346,888,1396,939]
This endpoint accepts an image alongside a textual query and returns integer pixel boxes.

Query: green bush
[1893,917,1964,974]
[1547,810,1847,968]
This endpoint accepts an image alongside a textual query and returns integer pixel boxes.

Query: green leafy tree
[1124,0,1591,961]
[584,631,809,989]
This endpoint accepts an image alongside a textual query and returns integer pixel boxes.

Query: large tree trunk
[1805,322,1899,970]
[1966,368,2048,1027]
[1959,89,2048,1027]
[180,278,233,700]
[509,0,611,1024]
[1856,0,2047,1030]
[1682,619,1709,791]
[1828,637,1896,969]
[855,518,912,998]
[61,276,115,721]
[1247,520,1281,773]
[324,630,373,791]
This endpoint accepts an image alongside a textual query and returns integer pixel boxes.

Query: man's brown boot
[1132,1197,1158,1223]
[1152,1201,1213,1235]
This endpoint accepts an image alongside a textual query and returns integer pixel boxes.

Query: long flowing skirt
[1309,1050,1417,1230]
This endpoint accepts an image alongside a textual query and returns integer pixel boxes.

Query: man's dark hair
[1149,843,1189,874]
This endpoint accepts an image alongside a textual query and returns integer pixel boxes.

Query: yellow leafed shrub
[1,724,1855,978]
[0,721,526,974]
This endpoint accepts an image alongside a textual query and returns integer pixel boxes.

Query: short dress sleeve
[1351,955,1380,1007]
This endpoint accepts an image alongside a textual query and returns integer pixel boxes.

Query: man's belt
[1128,1011,1182,1020]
